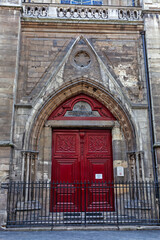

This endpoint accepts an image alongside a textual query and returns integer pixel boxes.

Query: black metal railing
[6,181,160,227]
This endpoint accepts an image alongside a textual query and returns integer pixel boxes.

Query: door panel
[51,130,80,211]
[85,130,114,211]
[51,129,114,212]
[52,131,80,182]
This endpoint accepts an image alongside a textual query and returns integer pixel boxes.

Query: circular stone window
[74,51,91,68]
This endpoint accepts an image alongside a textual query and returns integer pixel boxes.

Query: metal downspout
[141,31,158,184]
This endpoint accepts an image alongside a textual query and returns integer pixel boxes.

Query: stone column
[43,126,52,180]
[128,152,136,182]
[21,151,39,182]
[112,122,127,181]
[127,151,145,182]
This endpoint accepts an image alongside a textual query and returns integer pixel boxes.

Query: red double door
[51,129,114,212]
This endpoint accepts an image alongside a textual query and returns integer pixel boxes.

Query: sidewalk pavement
[0,230,160,240]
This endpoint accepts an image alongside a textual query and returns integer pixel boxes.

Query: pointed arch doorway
[48,94,116,212]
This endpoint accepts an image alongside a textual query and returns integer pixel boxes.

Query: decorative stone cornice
[22,3,142,22]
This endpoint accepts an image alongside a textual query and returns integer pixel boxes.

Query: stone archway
[21,79,139,183]
[28,79,136,153]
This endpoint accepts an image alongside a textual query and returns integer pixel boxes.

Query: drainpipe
[141,31,158,185]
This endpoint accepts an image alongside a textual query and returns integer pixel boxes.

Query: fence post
[115,182,119,226]
[84,181,86,226]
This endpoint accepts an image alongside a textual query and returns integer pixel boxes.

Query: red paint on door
[51,129,114,212]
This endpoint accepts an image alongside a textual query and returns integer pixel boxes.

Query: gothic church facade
[0,0,160,227]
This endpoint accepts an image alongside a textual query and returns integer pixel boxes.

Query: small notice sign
[117,166,124,177]
[95,174,103,179]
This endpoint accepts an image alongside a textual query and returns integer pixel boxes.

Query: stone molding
[46,120,116,128]
[0,0,21,6]
[22,4,142,22]
[0,141,14,147]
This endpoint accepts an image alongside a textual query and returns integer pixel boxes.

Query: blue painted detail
[71,0,91,4]
[61,0,70,3]
[71,0,81,4]
[61,0,102,5]
[132,0,135,6]
[93,1,102,5]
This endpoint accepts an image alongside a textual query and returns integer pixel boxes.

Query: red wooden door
[84,130,114,211]
[51,129,114,212]
[50,130,81,212]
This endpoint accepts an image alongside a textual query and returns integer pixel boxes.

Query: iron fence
[6,181,160,227]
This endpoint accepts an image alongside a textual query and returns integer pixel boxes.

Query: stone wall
[0,5,21,226]
[10,18,154,184]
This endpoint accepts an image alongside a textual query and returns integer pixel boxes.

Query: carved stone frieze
[57,7,108,19]
[22,4,142,22]
[23,5,48,17]
[118,9,142,21]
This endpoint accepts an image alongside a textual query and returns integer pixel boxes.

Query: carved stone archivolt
[27,79,136,152]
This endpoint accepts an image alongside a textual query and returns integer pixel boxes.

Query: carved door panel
[51,130,81,212]
[84,130,114,211]
[51,129,114,212]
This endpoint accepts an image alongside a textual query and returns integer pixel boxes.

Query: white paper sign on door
[95,174,103,179]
